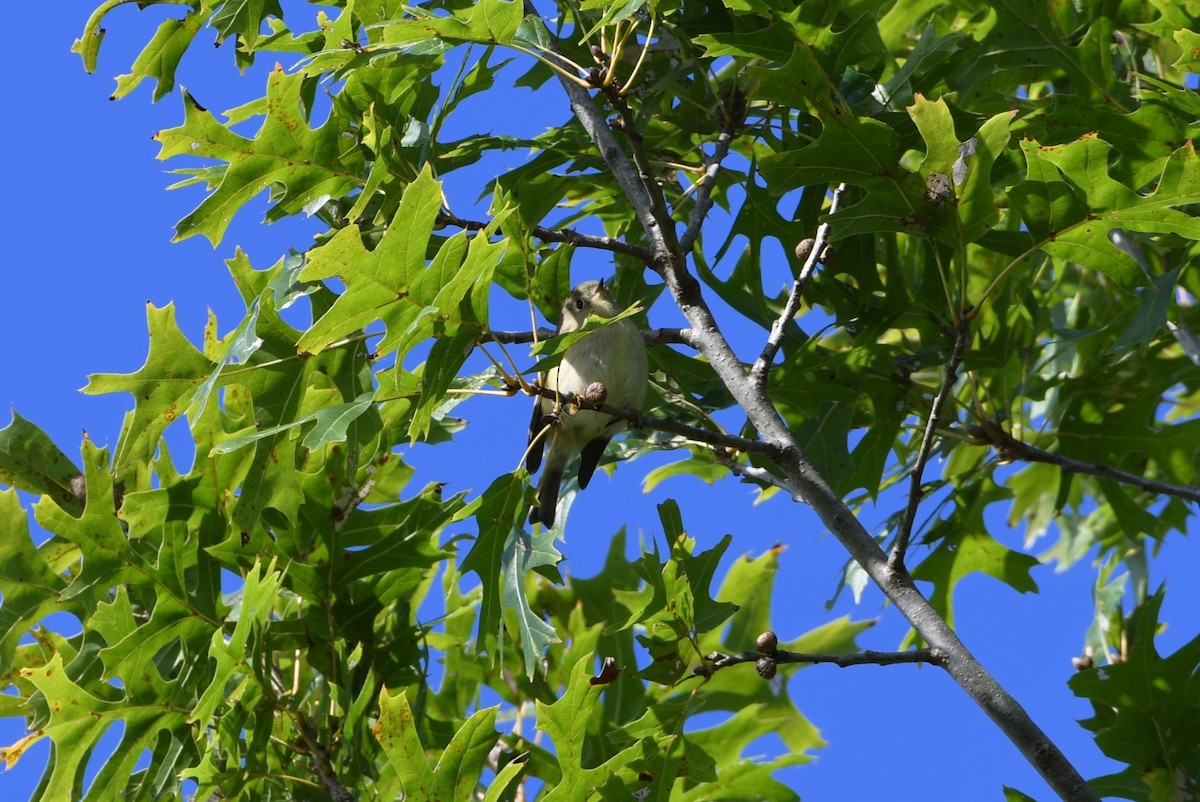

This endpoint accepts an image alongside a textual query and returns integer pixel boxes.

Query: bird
[526,279,648,528]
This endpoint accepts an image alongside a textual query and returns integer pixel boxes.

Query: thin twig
[488,326,700,349]
[679,125,736,253]
[749,183,847,388]
[696,647,944,676]
[889,315,971,569]
[268,665,354,802]
[293,713,355,802]
[437,212,655,264]
[712,449,799,497]
[988,429,1200,505]
[527,384,778,457]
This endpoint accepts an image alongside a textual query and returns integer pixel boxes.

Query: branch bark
[489,326,701,349]
[890,314,971,568]
[527,384,775,456]
[750,182,847,388]
[537,9,1100,801]
[988,429,1200,505]
[697,646,943,675]
[438,211,655,263]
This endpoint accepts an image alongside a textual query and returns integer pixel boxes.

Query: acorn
[583,381,608,404]
[755,630,778,653]
[794,238,816,262]
[755,656,777,679]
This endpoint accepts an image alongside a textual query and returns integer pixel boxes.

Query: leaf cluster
[3,0,1198,798]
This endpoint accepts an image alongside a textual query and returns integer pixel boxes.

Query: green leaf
[32,440,140,602]
[20,649,193,801]
[299,166,503,359]
[502,524,561,679]
[1070,590,1200,779]
[211,0,284,45]
[374,688,438,797]
[0,489,71,672]
[907,95,1016,245]
[461,473,532,661]
[189,289,263,420]
[191,558,283,729]
[679,706,808,801]
[379,0,523,47]
[1010,138,1200,287]
[949,0,1127,105]
[1113,266,1181,353]
[908,479,1040,637]
[0,412,83,513]
[207,391,374,454]
[110,6,209,101]
[538,657,648,801]
[83,303,212,476]
[375,689,501,801]
[629,532,737,685]
[154,69,364,245]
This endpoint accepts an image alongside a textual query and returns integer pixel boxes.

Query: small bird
[526,279,648,528]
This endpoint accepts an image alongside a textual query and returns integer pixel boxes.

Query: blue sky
[3,3,1199,800]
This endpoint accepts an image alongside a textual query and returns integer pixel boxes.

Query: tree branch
[270,665,354,801]
[749,183,846,388]
[696,646,944,676]
[889,314,971,569]
[528,383,778,456]
[437,211,655,264]
[488,326,700,349]
[600,87,687,264]
[537,8,1098,800]
[986,428,1200,505]
[293,713,354,802]
[712,449,799,497]
[679,124,736,254]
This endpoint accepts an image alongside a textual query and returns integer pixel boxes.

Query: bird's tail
[530,468,563,528]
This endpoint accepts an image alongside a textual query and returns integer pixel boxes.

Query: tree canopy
[3,1,1200,800]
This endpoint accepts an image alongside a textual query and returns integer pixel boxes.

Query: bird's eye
[573,298,586,311]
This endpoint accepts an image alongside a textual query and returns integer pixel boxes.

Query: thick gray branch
[538,9,1098,801]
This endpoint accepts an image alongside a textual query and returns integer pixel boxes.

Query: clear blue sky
[3,3,1199,800]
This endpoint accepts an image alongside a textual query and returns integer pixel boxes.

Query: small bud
[755,656,777,679]
[1073,645,1096,671]
[794,238,816,262]
[584,381,608,404]
[590,656,621,686]
[755,630,778,653]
